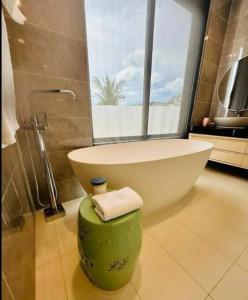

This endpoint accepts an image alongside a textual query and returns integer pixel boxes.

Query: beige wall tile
[61,250,140,300]
[237,13,248,40]
[6,18,88,81]
[204,38,223,65]
[2,212,35,278]
[2,212,35,300]
[209,0,248,118]
[13,71,91,121]
[192,2,232,124]
[57,178,85,203]
[12,163,33,212]
[211,264,248,300]
[44,116,92,152]
[11,70,92,206]
[19,0,85,40]
[201,60,219,83]
[22,149,68,194]
[148,218,231,291]
[241,0,248,15]
[208,12,227,44]
[36,258,67,300]
[195,81,215,103]
[2,135,35,300]
[48,150,75,181]
[212,0,232,21]
[192,101,212,125]
[229,0,243,20]
[2,181,27,228]
[224,19,239,42]
[2,145,18,191]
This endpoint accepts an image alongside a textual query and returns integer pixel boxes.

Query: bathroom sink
[214,117,248,128]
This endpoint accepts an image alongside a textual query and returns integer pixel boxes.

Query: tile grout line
[146,230,209,295]
[53,202,80,260]
[193,204,248,238]
[235,262,248,274]
[59,248,79,259]
[196,193,248,219]
[235,258,248,274]
[13,69,89,84]
[5,14,86,43]
[54,218,63,258]
[174,216,248,262]
[211,10,228,24]
[2,272,16,300]
[35,256,61,270]
[190,181,248,236]
[24,20,86,42]
[207,244,248,298]
[54,218,69,300]
[44,116,91,119]
[130,281,142,300]
[1,165,18,202]
[35,256,69,299]
[35,215,60,269]
[205,34,226,47]
[58,256,69,300]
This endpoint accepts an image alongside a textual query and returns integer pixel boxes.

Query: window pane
[85,0,147,139]
[148,0,204,135]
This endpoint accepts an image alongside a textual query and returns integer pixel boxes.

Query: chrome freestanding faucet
[22,89,77,221]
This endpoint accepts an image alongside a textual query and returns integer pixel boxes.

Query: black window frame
[84,0,210,145]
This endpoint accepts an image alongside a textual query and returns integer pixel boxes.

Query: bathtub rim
[68,139,213,166]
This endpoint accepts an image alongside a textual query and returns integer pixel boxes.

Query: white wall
[92,105,180,138]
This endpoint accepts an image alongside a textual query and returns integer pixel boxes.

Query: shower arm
[30,89,77,101]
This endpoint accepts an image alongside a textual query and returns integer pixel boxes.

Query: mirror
[218,56,248,113]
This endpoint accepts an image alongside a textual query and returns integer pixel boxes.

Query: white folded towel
[92,187,143,221]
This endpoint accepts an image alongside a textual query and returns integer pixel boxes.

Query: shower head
[30,89,77,101]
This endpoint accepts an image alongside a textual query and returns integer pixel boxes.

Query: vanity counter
[189,131,248,169]
[190,125,248,139]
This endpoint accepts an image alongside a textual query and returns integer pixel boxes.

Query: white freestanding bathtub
[68,139,213,215]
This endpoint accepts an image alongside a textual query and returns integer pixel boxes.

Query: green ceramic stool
[78,194,142,290]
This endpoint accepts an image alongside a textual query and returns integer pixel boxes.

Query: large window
[85,0,209,143]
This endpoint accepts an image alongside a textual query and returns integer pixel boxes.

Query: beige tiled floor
[35,166,248,300]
